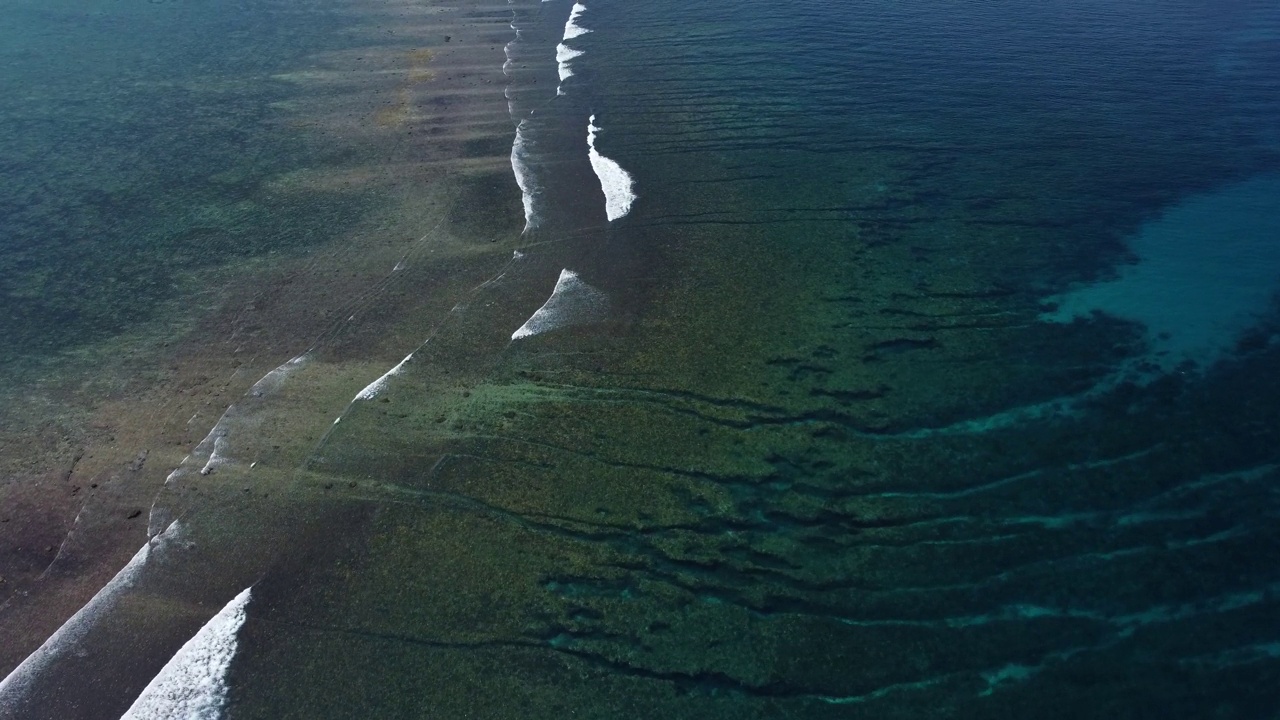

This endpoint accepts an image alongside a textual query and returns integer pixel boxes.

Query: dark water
[3,0,1280,717]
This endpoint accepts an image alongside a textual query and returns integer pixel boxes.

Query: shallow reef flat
[0,0,528,705]
[221,141,1280,717]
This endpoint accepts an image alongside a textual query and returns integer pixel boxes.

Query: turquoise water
[1046,173,1280,371]
[3,0,1280,717]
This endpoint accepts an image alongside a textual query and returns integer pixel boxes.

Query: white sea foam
[0,522,184,709]
[512,269,609,340]
[564,3,591,39]
[502,15,519,115]
[555,43,584,89]
[120,587,253,720]
[247,354,309,398]
[152,354,310,533]
[587,115,636,221]
[354,352,414,401]
[555,2,589,95]
[503,23,521,61]
[199,434,229,476]
[175,354,310,482]
[511,120,539,231]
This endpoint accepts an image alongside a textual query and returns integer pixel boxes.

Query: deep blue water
[3,0,1280,717]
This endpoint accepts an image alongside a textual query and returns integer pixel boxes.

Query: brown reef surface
[0,0,526,680]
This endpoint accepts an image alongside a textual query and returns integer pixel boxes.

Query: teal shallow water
[1045,173,1280,371]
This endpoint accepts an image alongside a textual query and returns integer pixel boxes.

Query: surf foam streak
[555,43,584,94]
[316,251,528,449]
[512,269,609,340]
[151,354,310,534]
[176,354,310,480]
[119,587,253,720]
[247,354,309,398]
[564,3,591,39]
[0,522,184,710]
[354,352,414,401]
[587,115,637,221]
[511,120,539,231]
[555,2,589,95]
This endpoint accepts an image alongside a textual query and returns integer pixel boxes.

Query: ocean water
[0,0,365,362]
[3,0,1280,718]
